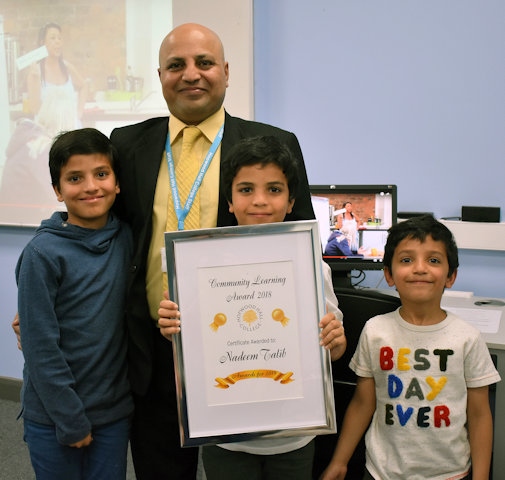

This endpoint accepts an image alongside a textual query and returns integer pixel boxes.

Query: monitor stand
[330,270,355,289]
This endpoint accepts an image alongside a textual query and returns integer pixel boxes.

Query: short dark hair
[49,128,119,189]
[220,135,299,204]
[383,214,459,276]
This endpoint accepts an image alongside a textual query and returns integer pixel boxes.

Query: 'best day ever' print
[380,347,453,428]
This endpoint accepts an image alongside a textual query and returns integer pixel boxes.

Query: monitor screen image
[310,184,397,277]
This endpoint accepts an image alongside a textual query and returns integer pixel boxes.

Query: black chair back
[313,287,401,479]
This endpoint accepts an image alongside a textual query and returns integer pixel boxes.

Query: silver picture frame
[164,220,336,447]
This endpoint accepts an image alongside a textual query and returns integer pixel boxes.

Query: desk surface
[440,295,505,351]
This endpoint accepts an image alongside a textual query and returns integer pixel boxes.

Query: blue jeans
[24,417,130,480]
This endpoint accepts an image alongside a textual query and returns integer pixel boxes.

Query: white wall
[125,0,172,108]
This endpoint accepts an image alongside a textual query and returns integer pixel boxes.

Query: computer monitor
[310,184,398,287]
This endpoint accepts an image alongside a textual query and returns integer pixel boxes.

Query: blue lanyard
[165,124,224,230]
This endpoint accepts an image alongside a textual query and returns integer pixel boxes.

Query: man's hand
[12,313,21,350]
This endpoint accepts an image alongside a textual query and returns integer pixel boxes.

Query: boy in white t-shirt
[320,214,500,480]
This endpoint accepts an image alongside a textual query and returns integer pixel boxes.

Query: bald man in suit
[110,23,314,479]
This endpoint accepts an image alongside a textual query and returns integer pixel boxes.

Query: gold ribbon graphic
[215,369,294,388]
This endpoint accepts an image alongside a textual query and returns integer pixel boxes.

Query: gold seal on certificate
[272,308,289,326]
[210,313,227,331]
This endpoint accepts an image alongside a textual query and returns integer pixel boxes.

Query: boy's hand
[319,310,346,361]
[158,291,181,341]
[70,432,93,448]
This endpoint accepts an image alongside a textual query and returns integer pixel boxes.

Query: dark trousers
[202,441,315,480]
[129,331,199,480]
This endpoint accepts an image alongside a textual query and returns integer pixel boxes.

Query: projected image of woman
[0,92,80,211]
[336,201,360,252]
[26,22,86,127]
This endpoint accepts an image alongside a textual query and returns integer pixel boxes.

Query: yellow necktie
[163,126,203,294]
[165,126,202,232]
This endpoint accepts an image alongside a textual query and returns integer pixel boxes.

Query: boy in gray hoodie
[16,128,133,480]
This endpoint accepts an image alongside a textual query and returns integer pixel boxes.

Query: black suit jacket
[110,111,315,395]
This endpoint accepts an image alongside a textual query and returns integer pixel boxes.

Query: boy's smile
[228,164,294,225]
[53,153,119,229]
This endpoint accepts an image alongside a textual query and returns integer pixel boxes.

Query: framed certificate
[164,220,336,446]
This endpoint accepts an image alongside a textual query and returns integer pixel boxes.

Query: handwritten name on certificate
[198,260,303,406]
